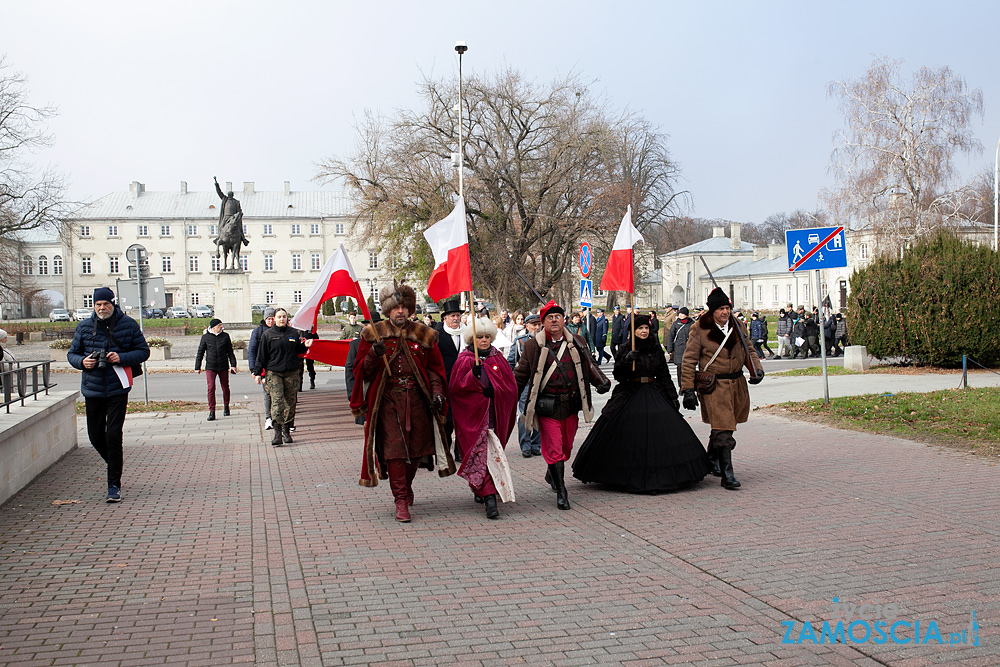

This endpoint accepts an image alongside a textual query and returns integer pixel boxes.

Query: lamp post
[994,134,998,252]
[455,40,468,199]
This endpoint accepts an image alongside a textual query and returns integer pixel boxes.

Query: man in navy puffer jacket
[67,287,149,503]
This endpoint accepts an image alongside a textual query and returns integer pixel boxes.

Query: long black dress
[572,335,710,492]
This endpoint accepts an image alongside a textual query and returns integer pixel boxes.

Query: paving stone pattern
[0,383,996,666]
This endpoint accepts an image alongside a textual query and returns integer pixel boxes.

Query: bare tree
[317,68,686,310]
[823,56,984,252]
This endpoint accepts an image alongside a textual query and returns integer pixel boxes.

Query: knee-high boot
[719,446,741,490]
[386,460,411,522]
[548,462,571,510]
[404,460,419,506]
[707,447,722,477]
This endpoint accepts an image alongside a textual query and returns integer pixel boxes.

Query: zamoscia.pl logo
[781,598,980,646]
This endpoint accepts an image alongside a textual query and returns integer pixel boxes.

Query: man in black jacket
[435,298,465,460]
[195,318,237,421]
[248,308,276,429]
[253,308,314,446]
[665,307,692,386]
[610,305,624,359]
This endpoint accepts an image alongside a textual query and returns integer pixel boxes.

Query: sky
[4,0,999,225]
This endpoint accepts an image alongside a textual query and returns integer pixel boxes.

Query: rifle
[698,256,763,378]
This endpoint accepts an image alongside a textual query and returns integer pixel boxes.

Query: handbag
[534,340,567,417]
[694,327,732,395]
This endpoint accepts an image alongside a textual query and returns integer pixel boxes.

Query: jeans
[85,393,129,486]
[205,369,230,411]
[517,386,540,454]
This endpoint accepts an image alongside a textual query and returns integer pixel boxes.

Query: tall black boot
[544,468,558,492]
[707,448,722,477]
[719,446,741,489]
[282,423,293,444]
[271,423,283,446]
[550,462,571,510]
[484,494,499,519]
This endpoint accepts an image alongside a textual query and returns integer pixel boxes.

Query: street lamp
[994,134,998,252]
[455,40,468,199]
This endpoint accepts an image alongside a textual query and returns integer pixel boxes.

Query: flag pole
[469,291,479,365]
[630,292,636,371]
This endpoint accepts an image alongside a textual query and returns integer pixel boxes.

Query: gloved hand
[482,384,494,399]
[623,350,639,362]
[669,396,680,411]
[372,340,386,357]
[472,364,482,378]
[749,368,765,385]
[431,394,446,414]
[682,389,698,410]
[595,381,611,395]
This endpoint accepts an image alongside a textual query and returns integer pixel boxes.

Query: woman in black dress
[572,315,710,493]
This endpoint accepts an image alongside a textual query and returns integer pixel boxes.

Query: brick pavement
[0,382,996,666]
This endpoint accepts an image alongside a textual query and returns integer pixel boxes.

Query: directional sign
[579,243,592,277]
[580,279,593,308]
[128,263,150,280]
[786,226,847,272]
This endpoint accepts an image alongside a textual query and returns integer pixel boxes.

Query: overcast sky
[4,0,998,224]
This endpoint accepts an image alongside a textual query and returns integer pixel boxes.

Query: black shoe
[773,356,782,360]
[271,424,283,446]
[474,494,485,504]
[282,424,293,444]
[106,484,122,503]
[522,451,532,458]
[484,495,499,519]
[223,407,230,416]
[550,462,571,510]
[310,380,316,389]
[719,447,741,490]
[531,449,542,456]
[207,412,216,422]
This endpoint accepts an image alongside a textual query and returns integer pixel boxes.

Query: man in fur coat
[514,300,610,510]
[350,282,456,522]
[680,287,764,490]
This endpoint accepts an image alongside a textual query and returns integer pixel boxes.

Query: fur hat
[93,287,115,304]
[633,314,652,329]
[706,287,731,313]
[379,280,417,316]
[462,317,497,346]
[539,300,565,320]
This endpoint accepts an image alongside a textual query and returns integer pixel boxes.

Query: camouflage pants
[265,370,300,425]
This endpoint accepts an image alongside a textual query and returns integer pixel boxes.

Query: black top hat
[440,298,462,315]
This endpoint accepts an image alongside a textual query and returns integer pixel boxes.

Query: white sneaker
[264,418,273,430]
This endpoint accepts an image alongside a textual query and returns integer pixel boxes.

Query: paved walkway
[0,382,996,666]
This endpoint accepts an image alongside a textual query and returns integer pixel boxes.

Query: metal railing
[1,360,56,413]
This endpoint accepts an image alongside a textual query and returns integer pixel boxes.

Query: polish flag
[424,199,472,302]
[290,244,372,332]
[599,205,644,293]
[113,364,134,389]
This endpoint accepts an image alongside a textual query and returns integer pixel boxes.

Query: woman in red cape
[449,317,518,520]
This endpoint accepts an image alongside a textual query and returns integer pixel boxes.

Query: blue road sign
[579,243,592,277]
[786,226,847,272]
[580,279,593,308]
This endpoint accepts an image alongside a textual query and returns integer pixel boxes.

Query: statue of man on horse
[213,176,250,271]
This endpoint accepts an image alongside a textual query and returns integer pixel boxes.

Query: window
[368,251,378,269]
[80,225,91,237]
[160,225,170,236]
[239,255,248,271]
[190,293,200,305]
[291,223,301,235]
[758,285,763,303]
[804,283,810,302]
[335,223,345,235]
[53,255,63,275]
[211,256,221,272]
[109,256,120,274]
[242,224,248,236]
[38,255,48,275]
[264,254,274,271]
[860,243,869,260]
[292,253,302,270]
[368,280,378,301]
[108,225,119,237]
[311,253,321,270]
[265,290,274,304]
[773,285,778,303]
[310,223,320,235]
[189,255,199,272]
[81,257,92,274]
[787,285,792,302]
[210,224,218,236]
[742,286,747,302]
[22,256,32,275]
[187,224,198,237]
[137,224,148,237]
[162,256,172,273]
[83,294,93,308]
[293,290,302,304]
[263,223,273,235]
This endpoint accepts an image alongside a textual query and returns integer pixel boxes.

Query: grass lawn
[771,387,1000,456]
[75,400,207,414]
[774,365,862,377]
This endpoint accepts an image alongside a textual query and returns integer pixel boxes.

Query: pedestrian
[349,282,456,523]
[610,305,624,359]
[594,308,611,364]
[507,313,542,457]
[790,310,807,359]
[565,311,594,357]
[680,287,763,490]
[774,308,792,359]
[823,313,839,356]
[504,310,525,349]
[661,306,678,340]
[435,298,465,461]
[450,317,519,520]
[0,328,9,362]
[648,310,660,342]
[665,307,693,386]
[513,300,611,510]
[248,307,276,430]
[195,318,237,421]
[802,312,821,358]
[67,287,150,503]
[586,308,598,359]
[573,314,709,493]
[253,308,313,446]
[835,312,849,353]
[749,312,774,359]
[302,325,319,389]
[340,312,364,340]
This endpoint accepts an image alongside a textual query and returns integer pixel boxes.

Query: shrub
[322,298,337,317]
[145,337,172,348]
[231,339,247,350]
[49,338,73,350]
[848,233,1000,367]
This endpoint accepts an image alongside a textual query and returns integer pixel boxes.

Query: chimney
[769,242,783,260]
[179,181,187,194]
[712,226,725,238]
[284,181,291,196]
[753,245,767,261]
[730,222,742,250]
[129,181,145,198]
[225,181,232,192]
[243,182,255,196]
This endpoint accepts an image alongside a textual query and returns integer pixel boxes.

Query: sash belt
[715,371,743,380]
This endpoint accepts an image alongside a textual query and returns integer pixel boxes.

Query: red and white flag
[599,205,644,293]
[113,364,134,389]
[424,199,472,302]
[290,244,372,332]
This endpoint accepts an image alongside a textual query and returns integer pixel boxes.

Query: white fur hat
[462,317,497,346]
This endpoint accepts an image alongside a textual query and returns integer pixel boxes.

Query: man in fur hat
[514,300,611,510]
[350,282,456,522]
[679,287,763,489]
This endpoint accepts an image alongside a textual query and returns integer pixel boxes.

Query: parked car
[190,305,214,318]
[142,308,164,319]
[252,304,268,318]
[72,307,92,321]
[49,308,71,322]
[423,303,440,314]
[166,306,190,318]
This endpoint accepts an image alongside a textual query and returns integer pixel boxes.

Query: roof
[663,237,755,256]
[67,187,357,221]
[641,269,662,284]
[700,256,789,280]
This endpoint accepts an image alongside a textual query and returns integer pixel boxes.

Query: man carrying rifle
[680,287,763,489]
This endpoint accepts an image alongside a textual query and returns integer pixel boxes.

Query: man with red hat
[679,287,763,490]
[514,300,610,510]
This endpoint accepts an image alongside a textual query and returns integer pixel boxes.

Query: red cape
[449,346,518,454]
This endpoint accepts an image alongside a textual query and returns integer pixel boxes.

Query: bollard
[843,345,870,372]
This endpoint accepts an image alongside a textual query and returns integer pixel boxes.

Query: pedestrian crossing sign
[580,279,593,308]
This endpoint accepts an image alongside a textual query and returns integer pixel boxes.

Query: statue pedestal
[214,271,252,324]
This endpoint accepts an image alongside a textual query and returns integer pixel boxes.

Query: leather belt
[388,377,416,389]
[715,371,744,380]
[629,377,655,383]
